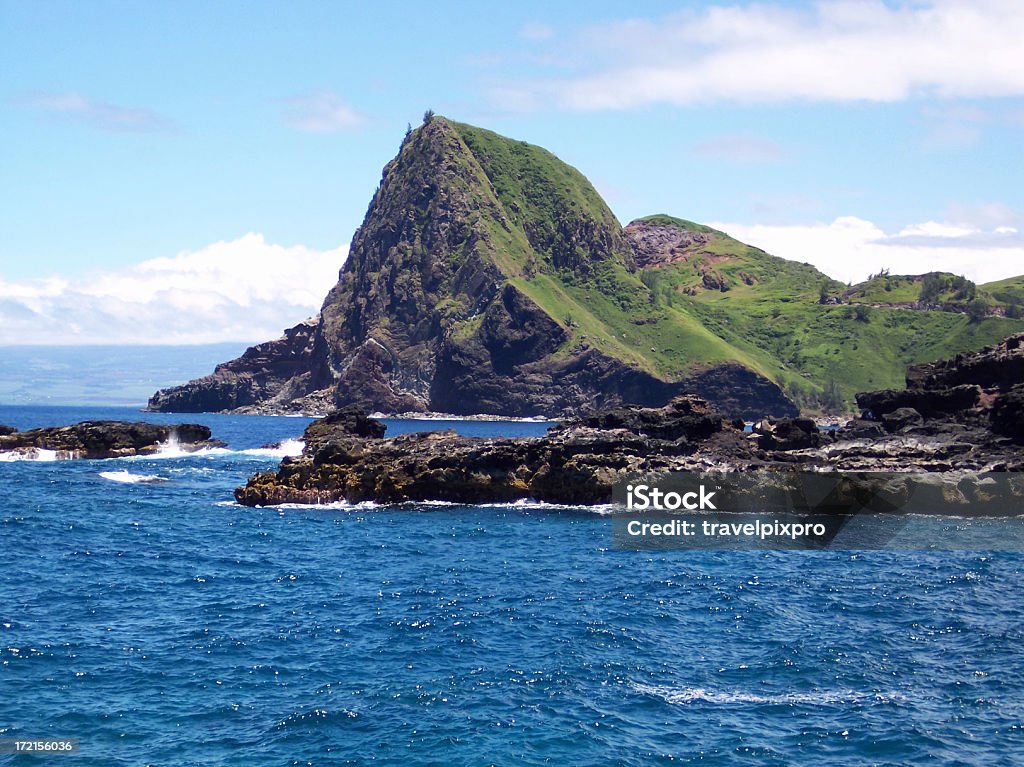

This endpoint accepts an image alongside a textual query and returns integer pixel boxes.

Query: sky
[1,0,1022,345]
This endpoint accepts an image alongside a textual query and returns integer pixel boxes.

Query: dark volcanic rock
[881,407,925,433]
[757,417,824,450]
[991,383,1024,442]
[840,419,886,438]
[235,395,738,507]
[235,336,1024,508]
[555,393,723,442]
[906,333,1024,391]
[149,318,323,414]
[856,385,980,419]
[685,364,799,421]
[0,421,220,460]
[0,425,15,436]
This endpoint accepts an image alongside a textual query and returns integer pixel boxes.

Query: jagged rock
[758,417,823,450]
[840,419,886,438]
[991,384,1024,442]
[554,394,722,443]
[624,220,711,268]
[0,425,15,437]
[906,333,1024,390]
[0,422,220,460]
[234,396,736,507]
[881,407,924,432]
[856,385,980,419]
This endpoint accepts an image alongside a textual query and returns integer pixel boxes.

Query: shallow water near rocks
[2,406,1023,765]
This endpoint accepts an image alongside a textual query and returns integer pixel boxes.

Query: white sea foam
[238,438,305,458]
[132,446,232,461]
[245,497,607,513]
[0,448,61,462]
[632,682,905,707]
[99,469,168,484]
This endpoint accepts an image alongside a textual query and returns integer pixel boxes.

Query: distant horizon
[3,0,1022,344]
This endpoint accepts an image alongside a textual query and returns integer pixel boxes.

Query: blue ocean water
[2,406,1023,765]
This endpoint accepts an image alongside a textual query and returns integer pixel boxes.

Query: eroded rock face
[685,364,799,421]
[148,318,324,414]
[906,333,1024,391]
[856,385,980,419]
[623,221,712,268]
[0,421,220,460]
[991,383,1024,442]
[822,332,1024,469]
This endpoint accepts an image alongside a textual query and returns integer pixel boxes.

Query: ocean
[2,405,1023,765]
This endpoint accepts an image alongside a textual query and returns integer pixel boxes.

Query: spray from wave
[0,448,61,462]
[99,469,168,484]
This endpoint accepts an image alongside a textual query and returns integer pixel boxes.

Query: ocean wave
[99,469,168,484]
[130,438,304,461]
[237,438,305,458]
[632,682,906,707]
[239,497,608,513]
[0,448,61,462]
[131,446,233,460]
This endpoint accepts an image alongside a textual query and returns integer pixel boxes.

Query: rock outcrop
[235,334,1024,507]
[0,421,221,460]
[149,117,797,419]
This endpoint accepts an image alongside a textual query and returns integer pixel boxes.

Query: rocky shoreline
[234,334,1024,509]
[0,421,223,460]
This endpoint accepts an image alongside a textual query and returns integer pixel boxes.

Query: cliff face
[150,117,798,419]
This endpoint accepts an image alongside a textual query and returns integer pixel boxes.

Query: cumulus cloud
[0,234,347,345]
[282,90,367,133]
[19,92,174,132]
[494,0,1024,110]
[710,216,1024,284]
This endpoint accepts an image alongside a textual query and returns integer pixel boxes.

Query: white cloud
[19,92,174,132]
[711,216,1024,284]
[495,0,1024,110]
[282,90,367,133]
[0,234,347,345]
[691,134,788,163]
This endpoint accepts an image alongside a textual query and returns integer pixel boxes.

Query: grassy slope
[433,124,1024,411]
[633,216,1024,408]
[983,275,1024,305]
[839,272,1004,307]
[447,122,775,380]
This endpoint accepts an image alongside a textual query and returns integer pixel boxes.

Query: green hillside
[435,127,1024,413]
[983,275,1024,313]
[443,124,781,381]
[598,215,1024,412]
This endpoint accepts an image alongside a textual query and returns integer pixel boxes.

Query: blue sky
[1,0,1022,343]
